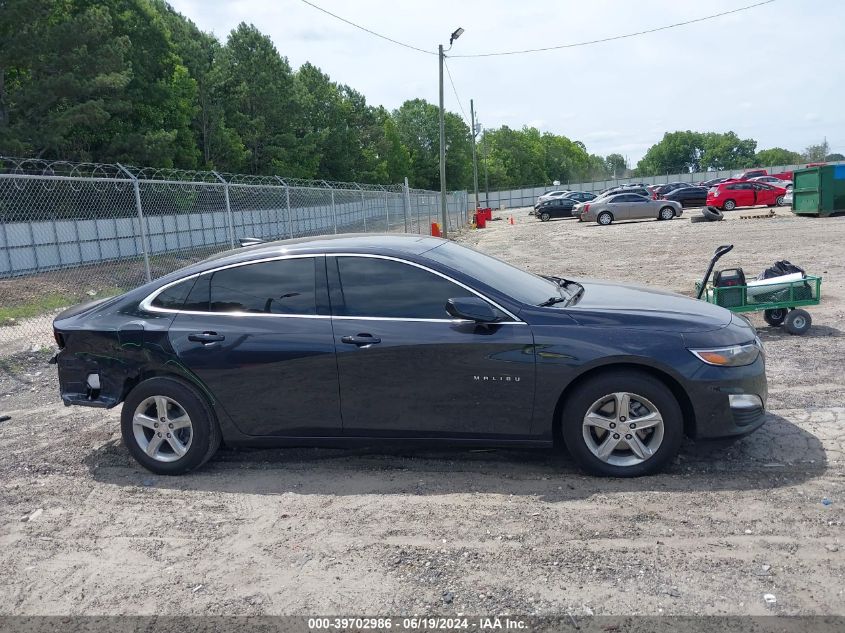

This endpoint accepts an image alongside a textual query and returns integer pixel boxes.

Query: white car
[782,188,793,207]
[750,175,793,189]
[535,190,571,206]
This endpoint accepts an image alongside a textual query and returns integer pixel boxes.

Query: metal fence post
[213,171,235,248]
[331,189,337,234]
[403,177,411,233]
[117,163,151,283]
[384,190,390,232]
[359,186,367,232]
[275,177,294,238]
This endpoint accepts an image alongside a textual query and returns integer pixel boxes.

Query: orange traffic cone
[509,216,515,225]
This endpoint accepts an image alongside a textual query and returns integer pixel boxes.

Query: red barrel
[475,213,487,229]
[430,222,441,237]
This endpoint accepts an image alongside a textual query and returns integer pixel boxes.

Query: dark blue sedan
[52,235,767,477]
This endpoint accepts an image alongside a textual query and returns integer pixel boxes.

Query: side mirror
[446,297,499,323]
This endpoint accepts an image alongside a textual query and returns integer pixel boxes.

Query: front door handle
[188,332,225,344]
[341,333,381,347]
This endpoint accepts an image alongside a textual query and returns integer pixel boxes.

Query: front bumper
[683,354,768,439]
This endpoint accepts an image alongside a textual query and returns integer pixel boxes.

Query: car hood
[563,279,733,333]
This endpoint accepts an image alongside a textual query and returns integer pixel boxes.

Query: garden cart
[695,244,822,335]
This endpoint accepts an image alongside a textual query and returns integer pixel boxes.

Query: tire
[121,376,221,475]
[689,215,707,223]
[702,206,724,221]
[763,308,787,327]
[776,195,785,206]
[561,370,684,477]
[659,206,675,221]
[722,199,736,211]
[783,309,812,335]
[596,211,613,226]
[540,212,551,222]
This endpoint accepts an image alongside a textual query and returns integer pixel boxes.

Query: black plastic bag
[757,260,806,280]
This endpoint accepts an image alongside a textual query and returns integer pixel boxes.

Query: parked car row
[534,190,596,220]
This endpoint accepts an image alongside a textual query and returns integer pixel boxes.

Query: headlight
[689,341,760,366]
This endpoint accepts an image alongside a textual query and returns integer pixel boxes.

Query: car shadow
[757,324,842,340]
[86,412,826,501]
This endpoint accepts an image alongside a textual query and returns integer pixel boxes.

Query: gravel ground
[0,207,843,617]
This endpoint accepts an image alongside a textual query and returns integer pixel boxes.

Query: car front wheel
[561,371,683,477]
[659,206,675,221]
[540,212,551,222]
[121,376,221,475]
[776,195,785,206]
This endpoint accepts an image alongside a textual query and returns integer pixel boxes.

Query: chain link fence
[0,157,468,355]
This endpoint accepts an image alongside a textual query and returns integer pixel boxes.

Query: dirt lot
[1,207,843,617]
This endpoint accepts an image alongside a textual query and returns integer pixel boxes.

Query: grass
[0,287,125,326]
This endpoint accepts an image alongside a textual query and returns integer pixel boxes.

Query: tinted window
[181,258,318,314]
[425,242,558,308]
[151,277,197,310]
[334,257,475,319]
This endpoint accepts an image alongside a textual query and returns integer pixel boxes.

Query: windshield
[425,241,559,307]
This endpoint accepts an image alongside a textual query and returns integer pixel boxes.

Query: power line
[298,0,435,55]
[451,0,775,58]
[443,59,470,126]
[299,0,775,61]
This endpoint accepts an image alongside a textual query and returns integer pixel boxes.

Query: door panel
[166,255,341,437]
[169,313,341,436]
[333,319,536,437]
[327,255,536,438]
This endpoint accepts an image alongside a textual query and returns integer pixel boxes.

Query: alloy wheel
[582,392,665,467]
[132,395,194,462]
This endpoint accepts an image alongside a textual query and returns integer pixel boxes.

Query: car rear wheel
[596,211,613,225]
[540,212,551,222]
[561,371,683,477]
[659,206,675,221]
[121,377,221,475]
[722,199,736,211]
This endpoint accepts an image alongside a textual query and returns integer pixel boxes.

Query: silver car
[578,193,682,225]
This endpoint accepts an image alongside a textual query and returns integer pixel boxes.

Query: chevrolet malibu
[52,235,767,477]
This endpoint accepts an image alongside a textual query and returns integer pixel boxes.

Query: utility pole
[438,44,447,238]
[438,27,464,239]
[470,99,480,212]
[482,131,490,207]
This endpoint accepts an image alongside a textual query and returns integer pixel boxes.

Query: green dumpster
[792,164,845,217]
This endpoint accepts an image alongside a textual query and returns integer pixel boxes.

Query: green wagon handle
[697,244,734,300]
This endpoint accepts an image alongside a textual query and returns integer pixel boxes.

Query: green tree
[215,23,302,175]
[393,99,471,190]
[755,147,802,166]
[605,153,627,178]
[826,152,845,162]
[803,140,830,162]
[700,131,756,170]
[636,131,705,174]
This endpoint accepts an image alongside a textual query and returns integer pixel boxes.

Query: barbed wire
[0,156,415,192]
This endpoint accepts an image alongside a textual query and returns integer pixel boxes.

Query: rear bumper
[684,355,768,439]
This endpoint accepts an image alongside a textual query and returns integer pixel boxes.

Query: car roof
[199,233,446,266]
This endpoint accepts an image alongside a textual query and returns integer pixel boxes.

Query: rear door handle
[341,333,381,347]
[188,332,225,344]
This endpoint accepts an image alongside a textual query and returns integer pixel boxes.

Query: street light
[439,26,464,239]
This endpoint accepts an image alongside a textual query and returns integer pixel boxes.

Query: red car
[706,181,787,211]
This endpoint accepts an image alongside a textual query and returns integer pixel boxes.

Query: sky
[168,0,845,164]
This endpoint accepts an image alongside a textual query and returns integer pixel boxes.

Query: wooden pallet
[738,209,776,220]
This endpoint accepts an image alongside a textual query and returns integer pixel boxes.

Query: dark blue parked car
[52,235,767,477]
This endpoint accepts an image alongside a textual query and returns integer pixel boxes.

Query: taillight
[583,203,590,213]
